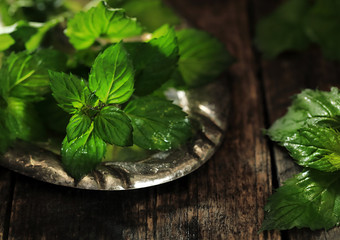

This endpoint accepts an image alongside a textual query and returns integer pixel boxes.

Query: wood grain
[0,168,13,240]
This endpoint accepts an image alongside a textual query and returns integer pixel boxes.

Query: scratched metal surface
[0,80,229,190]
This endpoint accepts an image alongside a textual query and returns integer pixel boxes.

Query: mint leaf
[268,88,340,142]
[49,71,90,114]
[89,42,134,104]
[283,126,340,172]
[176,29,233,87]
[124,96,191,151]
[5,97,45,141]
[65,1,142,50]
[0,50,65,102]
[303,0,340,60]
[254,0,311,58]
[61,125,106,180]
[66,113,92,141]
[34,49,67,72]
[0,34,15,51]
[108,0,180,31]
[261,169,340,231]
[125,25,178,96]
[94,106,132,146]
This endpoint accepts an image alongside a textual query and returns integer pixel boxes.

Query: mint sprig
[263,88,340,231]
[125,24,179,96]
[108,0,181,31]
[50,42,192,179]
[94,106,133,146]
[0,49,65,151]
[65,1,142,50]
[124,96,191,151]
[61,124,107,180]
[0,1,233,182]
[88,42,135,104]
[261,169,340,231]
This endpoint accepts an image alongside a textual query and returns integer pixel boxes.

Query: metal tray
[0,80,229,190]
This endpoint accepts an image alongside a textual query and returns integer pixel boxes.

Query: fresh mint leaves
[261,169,340,231]
[66,113,92,141]
[5,97,45,141]
[89,42,134,104]
[255,0,340,60]
[108,0,180,31]
[267,88,340,142]
[0,1,233,180]
[49,71,90,113]
[284,126,340,172]
[61,125,107,180]
[94,106,133,146]
[0,34,15,51]
[176,29,234,87]
[50,43,191,178]
[0,50,61,152]
[124,96,191,151]
[264,88,340,231]
[125,25,179,96]
[65,1,142,50]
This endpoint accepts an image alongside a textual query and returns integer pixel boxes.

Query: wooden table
[1,0,340,239]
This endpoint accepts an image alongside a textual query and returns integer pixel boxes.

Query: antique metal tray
[0,80,229,190]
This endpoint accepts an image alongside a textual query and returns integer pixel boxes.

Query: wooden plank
[6,0,279,239]
[0,168,13,240]
[252,0,340,239]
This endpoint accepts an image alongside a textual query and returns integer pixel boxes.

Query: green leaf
[176,28,234,87]
[89,42,134,104]
[65,1,142,50]
[0,34,15,51]
[66,113,92,141]
[303,0,340,60]
[254,0,311,58]
[34,49,68,72]
[5,97,45,141]
[49,71,90,114]
[94,106,133,146]
[108,0,180,31]
[124,96,191,151]
[0,50,65,101]
[261,169,340,231]
[283,126,340,172]
[61,125,107,180]
[268,88,340,142]
[125,25,178,96]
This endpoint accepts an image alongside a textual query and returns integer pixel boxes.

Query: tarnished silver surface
[0,80,230,190]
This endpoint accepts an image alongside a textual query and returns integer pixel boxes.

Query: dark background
[1,0,340,239]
